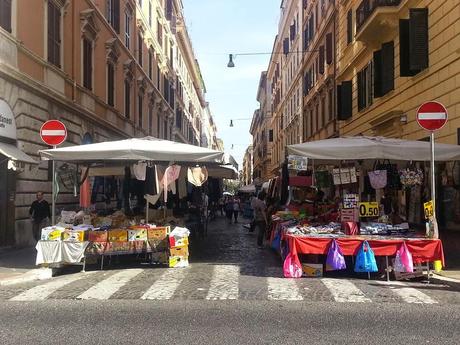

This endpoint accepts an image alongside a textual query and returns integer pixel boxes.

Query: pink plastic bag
[394,242,414,273]
[283,253,303,278]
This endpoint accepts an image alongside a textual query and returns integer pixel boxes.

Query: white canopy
[0,142,37,164]
[207,165,239,179]
[239,184,256,193]
[287,136,460,162]
[39,137,224,164]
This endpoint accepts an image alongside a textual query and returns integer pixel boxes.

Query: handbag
[283,253,303,278]
[326,240,347,271]
[377,160,401,189]
[394,242,414,273]
[368,170,387,190]
[354,241,378,273]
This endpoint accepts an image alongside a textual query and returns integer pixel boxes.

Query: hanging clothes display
[145,166,157,195]
[162,165,181,202]
[187,167,209,187]
[133,162,147,181]
[281,162,289,205]
[80,174,91,208]
[178,167,187,199]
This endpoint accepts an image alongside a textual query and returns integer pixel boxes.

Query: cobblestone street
[1,216,460,304]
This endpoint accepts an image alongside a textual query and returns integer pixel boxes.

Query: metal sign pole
[52,146,56,224]
[430,132,438,238]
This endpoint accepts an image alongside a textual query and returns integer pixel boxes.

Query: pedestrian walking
[225,197,234,224]
[252,192,267,248]
[29,191,51,241]
[233,197,241,223]
[218,197,225,216]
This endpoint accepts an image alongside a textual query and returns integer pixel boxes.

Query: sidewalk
[0,246,51,286]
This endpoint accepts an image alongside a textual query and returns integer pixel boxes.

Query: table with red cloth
[284,234,445,266]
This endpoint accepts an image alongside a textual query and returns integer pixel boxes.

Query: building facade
[250,72,273,182]
[0,0,212,246]
[241,145,253,186]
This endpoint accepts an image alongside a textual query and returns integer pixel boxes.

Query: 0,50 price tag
[359,202,380,218]
[424,200,434,219]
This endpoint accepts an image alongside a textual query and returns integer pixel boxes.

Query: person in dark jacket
[29,192,51,241]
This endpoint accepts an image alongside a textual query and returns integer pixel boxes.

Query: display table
[284,234,445,266]
[36,241,89,266]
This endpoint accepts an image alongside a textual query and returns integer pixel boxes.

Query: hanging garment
[280,162,289,205]
[133,162,147,181]
[79,174,91,208]
[161,165,181,202]
[187,167,209,187]
[145,166,157,195]
[178,167,188,199]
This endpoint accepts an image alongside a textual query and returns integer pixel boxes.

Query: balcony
[355,0,403,43]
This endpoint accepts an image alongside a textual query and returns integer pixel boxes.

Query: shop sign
[358,202,379,218]
[0,99,17,140]
[424,200,434,219]
[341,208,359,222]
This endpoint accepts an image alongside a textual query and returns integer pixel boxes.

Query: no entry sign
[416,101,448,131]
[40,120,67,146]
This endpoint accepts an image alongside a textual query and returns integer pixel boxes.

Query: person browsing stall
[253,192,267,248]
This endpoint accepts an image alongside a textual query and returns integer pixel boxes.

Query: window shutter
[373,49,383,98]
[340,80,352,120]
[347,10,352,44]
[1,0,12,33]
[53,4,61,67]
[319,45,325,74]
[309,16,314,40]
[357,70,364,111]
[283,38,289,55]
[399,19,416,76]
[381,41,394,95]
[113,0,120,33]
[303,27,308,51]
[107,63,114,106]
[337,84,342,119]
[409,8,429,71]
[166,0,173,21]
[47,2,54,63]
[326,32,332,64]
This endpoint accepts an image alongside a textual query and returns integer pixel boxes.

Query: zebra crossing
[2,264,458,304]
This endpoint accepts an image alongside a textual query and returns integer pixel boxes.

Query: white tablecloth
[36,241,89,265]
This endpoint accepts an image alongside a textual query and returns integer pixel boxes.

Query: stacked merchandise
[168,227,190,268]
[360,222,417,237]
[41,224,94,242]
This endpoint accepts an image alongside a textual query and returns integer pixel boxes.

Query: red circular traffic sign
[40,120,67,146]
[416,101,448,131]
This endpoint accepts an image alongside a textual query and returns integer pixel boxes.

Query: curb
[0,268,53,286]
[430,273,460,289]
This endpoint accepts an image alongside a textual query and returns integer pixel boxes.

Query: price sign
[424,200,434,219]
[359,202,380,218]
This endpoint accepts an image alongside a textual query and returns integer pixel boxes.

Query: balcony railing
[356,0,401,32]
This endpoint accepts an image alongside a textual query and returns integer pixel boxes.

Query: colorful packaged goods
[108,229,128,242]
[128,229,148,241]
[169,245,189,257]
[169,256,189,268]
[147,226,170,241]
[62,230,86,242]
[88,230,108,243]
[41,226,65,241]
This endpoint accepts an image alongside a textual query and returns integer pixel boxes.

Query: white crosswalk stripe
[321,278,372,303]
[77,269,143,300]
[206,265,239,300]
[10,274,84,301]
[141,269,187,300]
[267,277,303,301]
[376,281,438,304]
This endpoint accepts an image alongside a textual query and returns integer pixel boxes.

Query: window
[124,80,131,118]
[347,9,353,44]
[328,88,333,121]
[148,49,153,79]
[157,115,161,137]
[357,62,373,111]
[125,11,131,49]
[82,38,92,90]
[107,63,115,106]
[337,80,352,120]
[400,8,429,76]
[0,0,12,33]
[157,20,163,47]
[165,120,169,140]
[374,41,394,98]
[107,0,120,33]
[138,33,143,66]
[156,66,160,89]
[319,45,325,74]
[269,129,273,142]
[138,0,142,7]
[138,95,143,127]
[326,32,333,65]
[47,1,61,67]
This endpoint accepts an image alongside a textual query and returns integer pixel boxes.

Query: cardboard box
[302,263,323,277]
[88,230,108,243]
[62,230,85,242]
[108,229,127,242]
[169,235,189,247]
[41,228,64,241]
[169,245,189,257]
[128,229,148,241]
[147,226,170,241]
[169,256,189,268]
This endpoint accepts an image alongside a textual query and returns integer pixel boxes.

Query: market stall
[35,137,226,270]
[271,136,460,279]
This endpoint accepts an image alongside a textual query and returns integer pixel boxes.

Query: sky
[182,0,281,169]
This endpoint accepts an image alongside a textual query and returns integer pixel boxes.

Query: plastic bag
[394,242,414,273]
[368,170,387,190]
[326,240,346,271]
[354,241,378,273]
[271,232,281,252]
[283,253,303,278]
